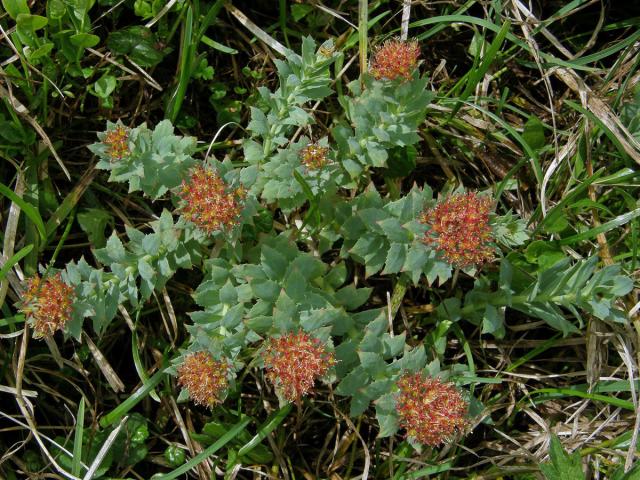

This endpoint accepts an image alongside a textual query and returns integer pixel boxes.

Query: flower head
[370,39,420,81]
[300,143,329,170]
[420,192,494,268]
[396,372,468,446]
[177,351,230,407]
[103,124,130,160]
[20,273,75,338]
[263,332,335,402]
[178,166,244,234]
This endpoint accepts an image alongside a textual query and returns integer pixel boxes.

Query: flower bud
[396,372,468,446]
[300,143,329,170]
[420,192,494,268]
[370,39,420,81]
[177,351,230,407]
[103,124,130,161]
[263,332,335,402]
[20,273,75,338]
[178,166,243,234]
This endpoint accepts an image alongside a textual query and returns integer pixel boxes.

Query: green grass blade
[195,0,225,42]
[530,388,634,410]
[0,244,33,282]
[0,314,25,328]
[0,181,46,242]
[237,404,292,457]
[405,461,454,478]
[506,334,561,372]
[450,20,510,118]
[413,15,597,71]
[408,0,475,42]
[155,417,251,480]
[166,6,194,122]
[532,169,605,233]
[558,207,640,245]
[344,11,390,50]
[45,168,96,238]
[72,396,85,476]
[564,99,636,162]
[46,208,75,269]
[567,28,640,66]
[445,98,543,185]
[99,361,167,427]
[131,327,160,402]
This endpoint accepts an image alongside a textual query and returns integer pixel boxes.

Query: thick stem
[358,0,368,87]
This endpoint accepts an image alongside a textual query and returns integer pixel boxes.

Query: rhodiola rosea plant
[15,35,634,475]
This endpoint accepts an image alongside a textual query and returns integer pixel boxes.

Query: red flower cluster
[21,273,75,338]
[103,124,130,160]
[178,166,244,234]
[420,192,494,268]
[263,332,335,402]
[396,372,468,446]
[300,143,329,170]
[370,39,420,81]
[177,351,230,407]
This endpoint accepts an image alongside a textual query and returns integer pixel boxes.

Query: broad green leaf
[334,285,371,311]
[2,0,29,19]
[93,74,117,98]
[16,13,48,31]
[522,115,546,151]
[539,435,585,480]
[70,32,100,48]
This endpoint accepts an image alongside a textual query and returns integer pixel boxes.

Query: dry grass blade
[0,252,26,294]
[512,2,640,165]
[0,385,37,397]
[162,288,178,344]
[225,4,288,56]
[44,336,64,369]
[169,397,211,479]
[336,412,370,480]
[145,0,179,28]
[0,167,24,308]
[13,328,81,480]
[82,416,128,480]
[555,67,640,162]
[510,0,560,208]
[82,331,125,393]
[87,48,163,92]
[401,0,411,41]
[315,2,357,29]
[0,84,70,180]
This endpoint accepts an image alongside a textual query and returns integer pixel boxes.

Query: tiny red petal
[178,166,244,234]
[370,39,420,81]
[103,124,130,160]
[177,352,230,407]
[263,332,335,402]
[420,192,494,268]
[20,273,75,338]
[396,372,468,446]
[300,143,329,170]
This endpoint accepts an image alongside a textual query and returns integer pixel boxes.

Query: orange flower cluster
[396,373,468,446]
[21,273,75,338]
[177,351,230,407]
[420,192,494,268]
[263,332,335,402]
[178,166,244,234]
[103,124,130,160]
[300,143,329,170]
[370,39,420,81]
